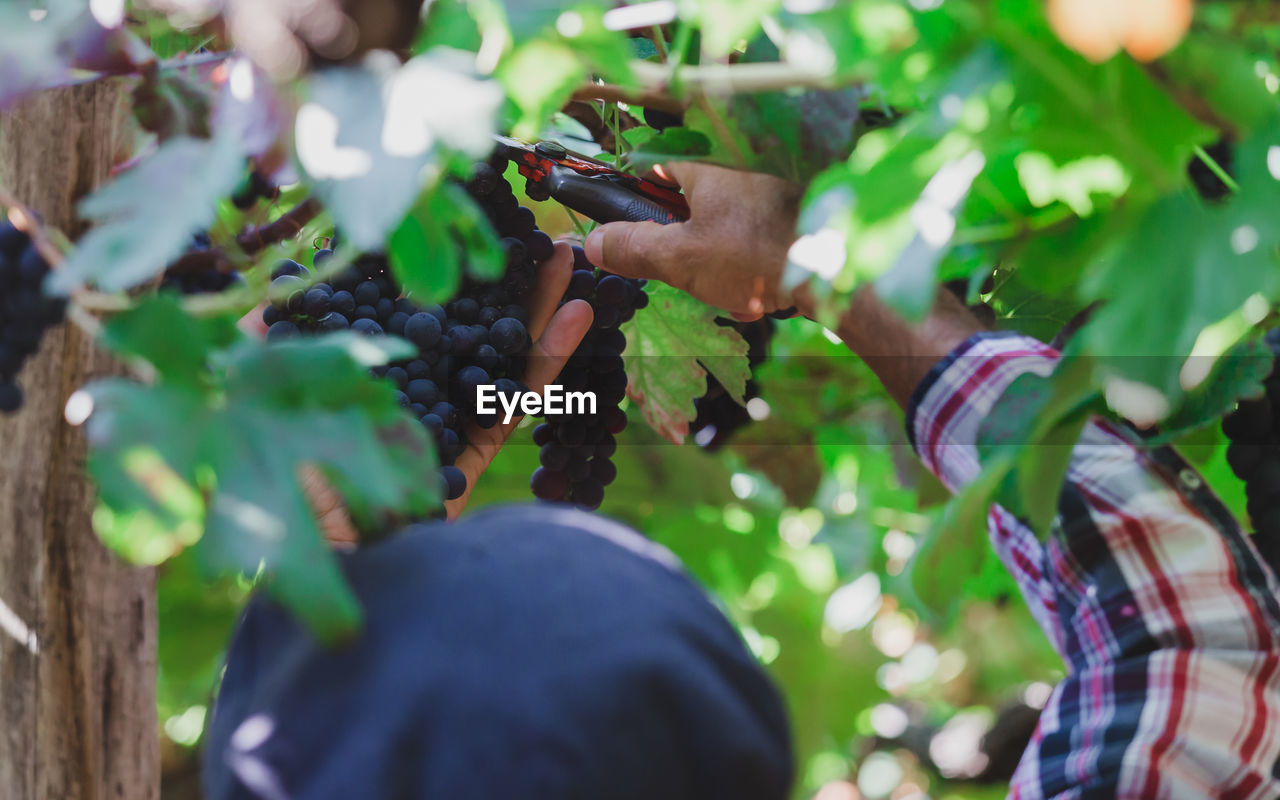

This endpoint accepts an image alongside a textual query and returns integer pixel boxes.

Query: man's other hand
[584,162,805,321]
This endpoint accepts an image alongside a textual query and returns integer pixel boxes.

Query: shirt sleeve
[907,331,1280,799]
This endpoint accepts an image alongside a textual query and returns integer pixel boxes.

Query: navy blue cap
[203,503,793,800]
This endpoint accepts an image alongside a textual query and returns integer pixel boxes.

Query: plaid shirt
[908,332,1280,799]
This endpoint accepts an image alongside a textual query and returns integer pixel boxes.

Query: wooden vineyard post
[0,82,159,799]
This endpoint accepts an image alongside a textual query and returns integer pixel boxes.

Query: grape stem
[1192,144,1240,194]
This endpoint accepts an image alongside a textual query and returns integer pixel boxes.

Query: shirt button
[1178,468,1202,490]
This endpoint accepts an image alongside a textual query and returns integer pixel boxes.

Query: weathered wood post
[0,81,159,800]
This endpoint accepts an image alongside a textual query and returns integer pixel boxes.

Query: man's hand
[304,242,593,542]
[583,162,806,321]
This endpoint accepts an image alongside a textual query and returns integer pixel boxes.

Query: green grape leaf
[413,0,482,54]
[100,294,241,391]
[497,39,585,140]
[695,0,781,57]
[299,51,502,251]
[912,450,1013,617]
[87,306,437,643]
[621,284,750,443]
[626,127,712,172]
[1150,339,1275,442]
[725,37,866,183]
[1081,113,1280,401]
[389,182,501,303]
[49,134,245,294]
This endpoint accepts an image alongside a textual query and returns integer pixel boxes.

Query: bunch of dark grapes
[160,233,245,295]
[1224,330,1280,568]
[232,169,278,210]
[529,246,647,510]
[689,317,774,451]
[263,159,554,503]
[0,222,66,413]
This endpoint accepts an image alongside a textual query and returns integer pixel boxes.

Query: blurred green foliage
[1,0,1273,797]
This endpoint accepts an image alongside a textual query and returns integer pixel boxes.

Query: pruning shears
[492,135,690,226]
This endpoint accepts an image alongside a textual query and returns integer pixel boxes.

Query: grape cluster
[232,169,277,211]
[529,246,647,510]
[1224,330,1280,553]
[264,160,553,502]
[0,222,65,413]
[160,233,244,295]
[689,317,774,451]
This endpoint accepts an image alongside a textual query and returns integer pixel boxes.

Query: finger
[240,302,269,337]
[444,299,594,519]
[583,219,685,285]
[525,241,575,341]
[522,298,595,392]
[299,465,359,546]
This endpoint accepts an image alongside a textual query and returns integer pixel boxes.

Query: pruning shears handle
[544,167,683,225]
[493,135,690,226]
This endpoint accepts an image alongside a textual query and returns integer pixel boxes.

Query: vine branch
[167,196,323,274]
[1141,62,1240,139]
[571,60,857,113]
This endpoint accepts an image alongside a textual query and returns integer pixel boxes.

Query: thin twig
[694,96,748,168]
[0,185,66,267]
[1193,144,1240,194]
[41,50,235,92]
[648,27,669,62]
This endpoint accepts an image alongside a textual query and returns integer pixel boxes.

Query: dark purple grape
[405,312,443,349]
[0,381,22,412]
[318,312,349,331]
[590,458,617,485]
[266,320,300,341]
[351,318,384,336]
[385,367,409,389]
[354,280,380,306]
[303,287,331,317]
[568,270,595,300]
[330,290,356,316]
[490,317,527,355]
[440,465,467,500]
[408,379,440,407]
[540,442,571,471]
[571,479,605,510]
[531,467,569,501]
[271,259,307,280]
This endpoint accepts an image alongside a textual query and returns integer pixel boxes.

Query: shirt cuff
[906,332,1061,492]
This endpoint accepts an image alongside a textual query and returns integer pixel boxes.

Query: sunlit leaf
[621,284,750,443]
